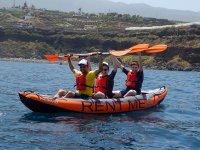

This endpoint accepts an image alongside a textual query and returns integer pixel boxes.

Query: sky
[110,0,200,12]
[0,0,200,12]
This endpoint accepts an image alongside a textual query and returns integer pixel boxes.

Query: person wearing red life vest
[54,54,103,99]
[93,56,118,99]
[113,52,144,98]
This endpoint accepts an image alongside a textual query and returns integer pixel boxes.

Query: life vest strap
[94,85,107,89]
[74,83,93,89]
[125,80,137,83]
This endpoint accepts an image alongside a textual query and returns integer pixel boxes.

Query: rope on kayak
[23,90,55,101]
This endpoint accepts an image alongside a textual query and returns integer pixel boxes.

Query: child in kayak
[113,52,144,98]
[93,56,118,99]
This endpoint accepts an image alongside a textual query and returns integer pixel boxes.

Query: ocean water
[0,61,200,150]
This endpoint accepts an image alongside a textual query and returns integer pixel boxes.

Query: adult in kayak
[54,54,103,99]
[113,52,144,98]
[93,56,118,99]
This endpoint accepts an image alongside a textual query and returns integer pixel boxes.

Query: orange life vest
[94,75,108,94]
[125,71,138,88]
[76,74,87,90]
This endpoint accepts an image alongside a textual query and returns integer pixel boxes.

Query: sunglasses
[131,66,138,69]
[103,68,108,71]
[131,64,138,67]
[80,66,87,69]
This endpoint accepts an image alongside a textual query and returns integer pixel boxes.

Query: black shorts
[120,88,141,96]
[120,89,130,97]
[74,93,90,99]
[107,93,115,99]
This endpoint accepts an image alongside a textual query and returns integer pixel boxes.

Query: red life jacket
[76,74,87,90]
[94,75,108,94]
[125,71,138,88]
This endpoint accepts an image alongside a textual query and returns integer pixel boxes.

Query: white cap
[103,62,109,70]
[78,59,88,66]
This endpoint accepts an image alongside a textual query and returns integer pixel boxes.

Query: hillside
[0,8,200,71]
[3,0,200,22]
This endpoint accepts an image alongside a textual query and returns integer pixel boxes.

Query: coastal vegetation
[0,7,200,71]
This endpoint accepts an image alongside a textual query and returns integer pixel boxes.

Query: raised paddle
[127,44,167,54]
[44,52,108,62]
[144,44,168,53]
[109,44,149,56]
[44,44,146,62]
[44,55,60,62]
[129,44,149,53]
[44,55,79,62]
[73,44,150,57]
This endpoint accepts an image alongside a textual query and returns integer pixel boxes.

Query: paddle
[44,52,109,62]
[127,44,167,54]
[144,44,167,53]
[67,44,149,57]
[44,44,146,62]
[44,55,79,62]
[129,44,149,53]
[44,44,167,62]
[109,44,149,56]
[44,55,59,62]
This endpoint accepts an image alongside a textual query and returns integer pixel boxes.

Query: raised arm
[86,55,92,71]
[138,52,143,71]
[95,55,103,75]
[112,56,124,70]
[68,56,76,74]
[111,55,118,72]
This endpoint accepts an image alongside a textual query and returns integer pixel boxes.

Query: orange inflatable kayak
[18,86,168,114]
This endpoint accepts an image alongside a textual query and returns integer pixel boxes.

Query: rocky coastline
[1,57,199,72]
[144,62,200,72]
[0,57,49,64]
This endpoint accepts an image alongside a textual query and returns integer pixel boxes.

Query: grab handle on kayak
[24,90,35,93]
[160,86,166,89]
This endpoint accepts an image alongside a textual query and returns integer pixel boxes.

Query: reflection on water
[20,106,165,124]
[16,106,168,149]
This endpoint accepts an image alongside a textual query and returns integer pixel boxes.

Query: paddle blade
[62,55,79,60]
[44,55,59,62]
[129,44,149,53]
[110,44,149,56]
[110,49,131,56]
[145,45,168,53]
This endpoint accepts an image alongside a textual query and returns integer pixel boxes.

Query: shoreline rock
[0,57,199,72]
[0,57,49,63]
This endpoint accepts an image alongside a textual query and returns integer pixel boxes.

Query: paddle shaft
[44,44,167,62]
[67,52,109,57]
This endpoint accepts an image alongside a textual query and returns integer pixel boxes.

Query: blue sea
[0,61,200,150]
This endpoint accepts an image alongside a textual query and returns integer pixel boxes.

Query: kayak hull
[18,86,168,114]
